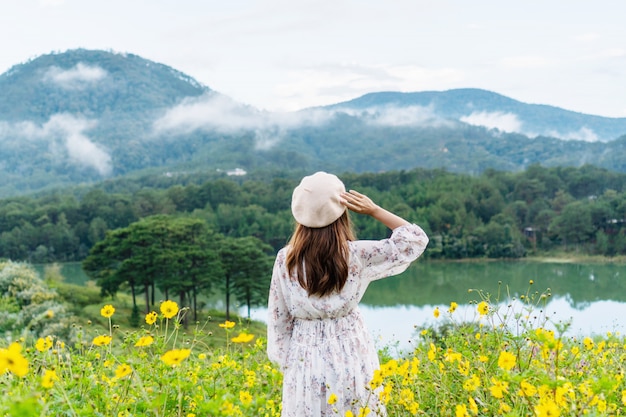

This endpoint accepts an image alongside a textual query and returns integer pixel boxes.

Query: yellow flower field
[1,285,626,416]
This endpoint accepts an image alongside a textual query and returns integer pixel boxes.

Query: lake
[38,260,626,349]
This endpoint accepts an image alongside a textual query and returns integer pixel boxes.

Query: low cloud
[43,63,107,89]
[545,127,599,142]
[460,111,523,134]
[153,93,335,149]
[340,105,451,128]
[0,114,112,175]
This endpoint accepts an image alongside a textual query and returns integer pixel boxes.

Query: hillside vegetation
[2,49,626,197]
[1,164,625,265]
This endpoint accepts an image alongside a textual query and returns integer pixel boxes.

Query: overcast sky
[2,0,625,117]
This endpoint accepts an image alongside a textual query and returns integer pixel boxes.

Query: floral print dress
[267,224,429,417]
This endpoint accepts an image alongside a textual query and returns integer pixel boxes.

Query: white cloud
[44,63,107,88]
[460,111,523,134]
[153,93,336,149]
[0,114,112,175]
[545,127,599,142]
[337,105,451,128]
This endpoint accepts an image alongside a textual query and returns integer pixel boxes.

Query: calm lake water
[38,260,626,349]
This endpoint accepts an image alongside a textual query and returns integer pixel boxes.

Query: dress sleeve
[266,250,294,371]
[353,223,429,283]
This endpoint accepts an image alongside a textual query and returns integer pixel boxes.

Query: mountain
[1,49,626,198]
[327,89,626,142]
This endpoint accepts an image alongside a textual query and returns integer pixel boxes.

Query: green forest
[2,163,626,266]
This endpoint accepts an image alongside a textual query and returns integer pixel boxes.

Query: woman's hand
[342,189,410,230]
[341,190,379,215]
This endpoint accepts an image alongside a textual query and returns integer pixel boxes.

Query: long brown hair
[286,211,356,297]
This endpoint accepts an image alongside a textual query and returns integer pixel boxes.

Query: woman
[267,172,429,417]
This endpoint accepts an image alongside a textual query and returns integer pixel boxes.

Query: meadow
[2,279,626,416]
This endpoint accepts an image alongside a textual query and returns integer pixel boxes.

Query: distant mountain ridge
[327,89,626,142]
[1,49,626,198]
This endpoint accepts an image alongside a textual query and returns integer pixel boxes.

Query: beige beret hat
[291,172,346,228]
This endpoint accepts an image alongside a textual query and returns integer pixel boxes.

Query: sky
[2,0,626,118]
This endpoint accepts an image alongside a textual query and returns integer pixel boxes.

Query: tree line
[2,164,626,267]
[82,215,273,321]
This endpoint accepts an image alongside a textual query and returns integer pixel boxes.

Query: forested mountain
[2,49,626,198]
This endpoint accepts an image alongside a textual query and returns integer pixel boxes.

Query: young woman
[267,172,429,416]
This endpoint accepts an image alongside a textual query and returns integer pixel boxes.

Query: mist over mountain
[1,49,626,197]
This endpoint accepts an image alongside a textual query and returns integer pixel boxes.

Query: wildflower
[534,398,560,417]
[463,374,480,392]
[219,320,236,329]
[345,412,354,417]
[100,304,115,318]
[36,336,53,352]
[519,380,537,397]
[497,350,516,371]
[45,309,54,318]
[583,337,594,350]
[161,348,191,366]
[498,402,511,413]
[160,300,179,319]
[357,407,370,417]
[468,397,478,414]
[455,404,469,417]
[489,378,508,398]
[92,335,112,346]
[240,390,253,406]
[369,369,383,390]
[134,336,154,347]
[433,307,440,318]
[427,343,437,361]
[477,301,489,315]
[145,311,158,325]
[41,369,59,388]
[231,333,255,343]
[448,302,458,313]
[0,342,29,377]
[115,364,132,379]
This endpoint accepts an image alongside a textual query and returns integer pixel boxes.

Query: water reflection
[245,260,626,350]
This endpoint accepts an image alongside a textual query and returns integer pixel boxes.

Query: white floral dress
[267,224,429,417]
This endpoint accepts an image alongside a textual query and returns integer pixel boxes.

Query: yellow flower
[41,369,59,388]
[583,337,594,350]
[448,302,458,313]
[36,336,53,352]
[463,374,480,392]
[134,336,154,347]
[161,348,191,366]
[433,307,440,318]
[489,378,508,399]
[100,304,115,318]
[455,404,469,417]
[534,399,560,417]
[357,407,370,417]
[160,300,179,319]
[520,380,537,397]
[497,350,516,371]
[0,342,29,377]
[115,363,132,379]
[468,397,478,414]
[328,393,338,405]
[231,333,255,343]
[219,320,236,329]
[477,301,489,316]
[92,335,112,346]
[145,311,158,325]
[45,309,55,318]
[239,390,253,406]
[345,412,354,417]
